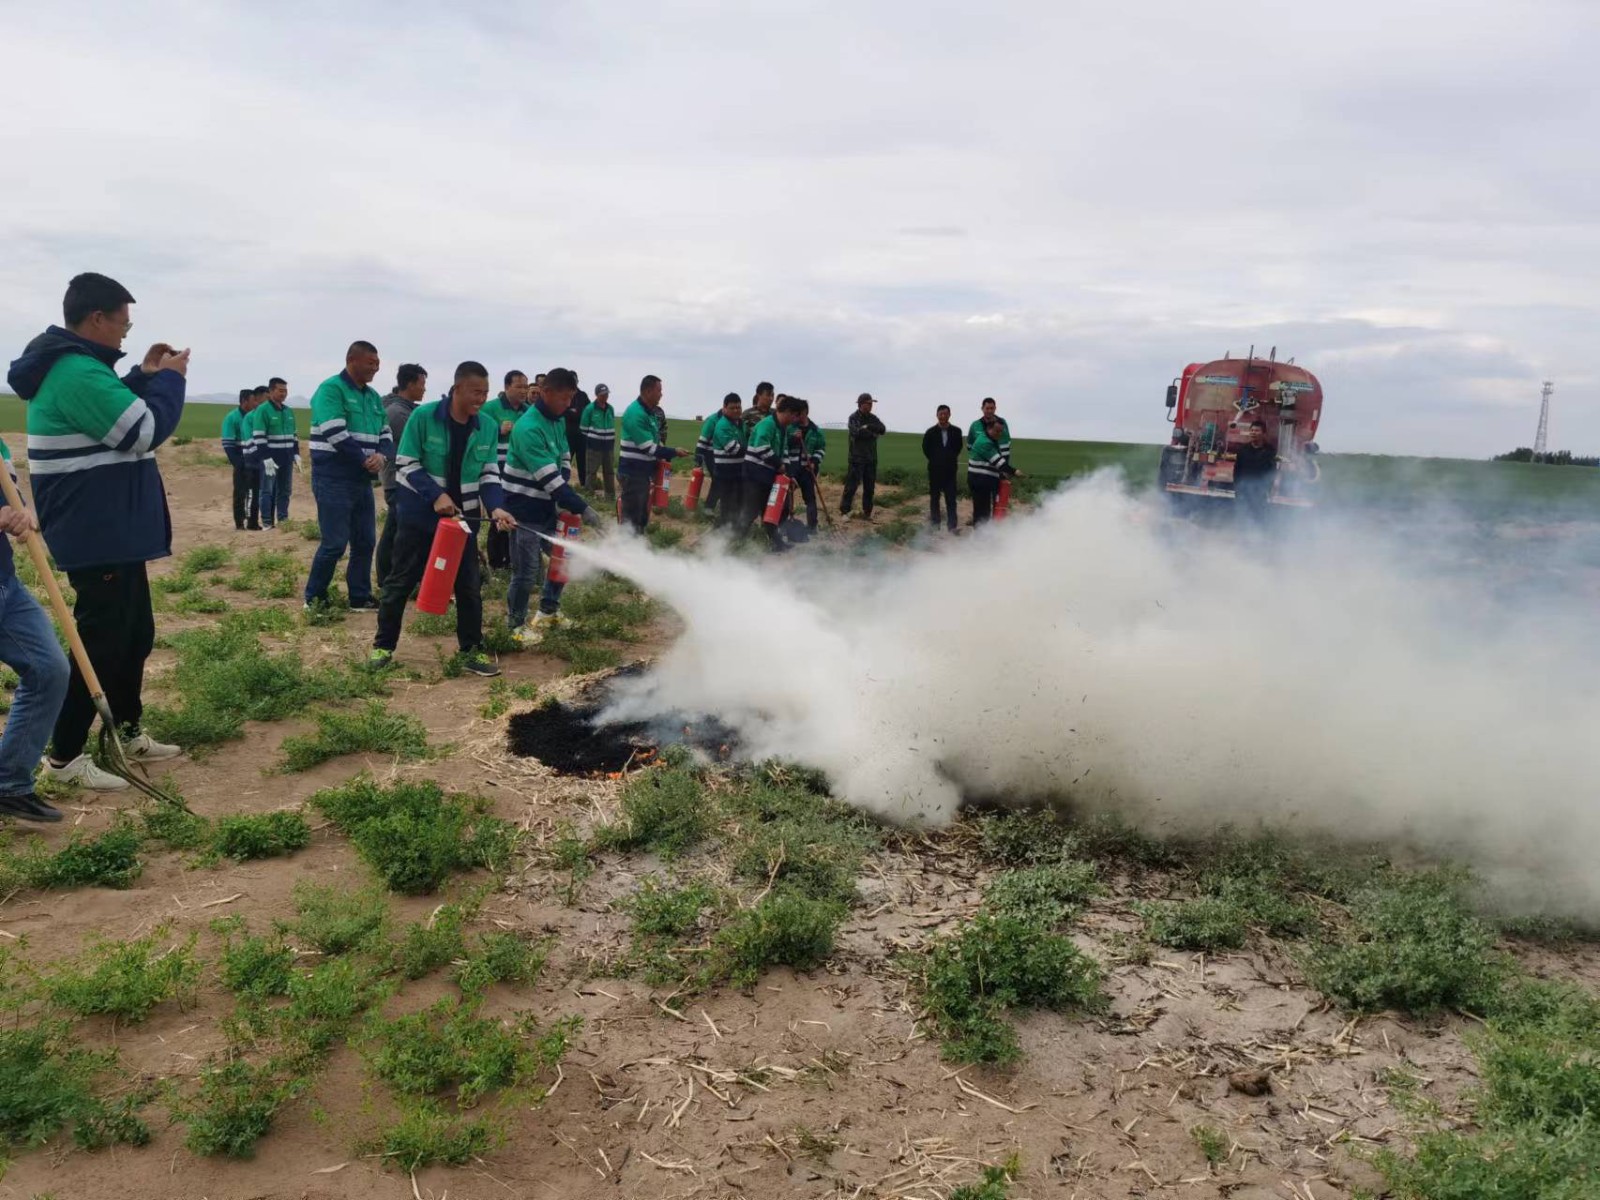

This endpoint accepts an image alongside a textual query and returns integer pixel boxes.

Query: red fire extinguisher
[994,478,1012,521]
[686,467,705,512]
[416,517,471,614]
[762,473,793,526]
[651,461,671,512]
[546,511,583,585]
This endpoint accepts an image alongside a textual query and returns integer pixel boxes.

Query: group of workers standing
[0,271,1029,822]
[694,388,1020,548]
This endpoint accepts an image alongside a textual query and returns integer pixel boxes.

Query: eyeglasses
[96,312,133,334]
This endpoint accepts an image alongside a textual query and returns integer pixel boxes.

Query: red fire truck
[1158,349,1323,507]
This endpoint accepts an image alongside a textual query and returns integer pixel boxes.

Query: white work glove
[263,459,278,479]
[293,454,303,473]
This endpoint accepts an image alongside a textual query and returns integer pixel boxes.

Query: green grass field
[3,395,1596,515]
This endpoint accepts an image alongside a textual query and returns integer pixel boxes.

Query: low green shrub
[182,545,233,573]
[19,827,144,889]
[985,862,1098,925]
[0,1023,149,1154]
[368,998,567,1105]
[310,777,517,894]
[178,1057,306,1159]
[218,926,295,1001]
[44,929,200,1022]
[713,891,847,988]
[920,911,1104,1064]
[282,882,388,955]
[145,616,387,750]
[278,702,432,772]
[1310,870,1504,1015]
[1138,896,1250,952]
[370,1102,501,1170]
[454,932,546,996]
[213,810,311,861]
[593,764,715,857]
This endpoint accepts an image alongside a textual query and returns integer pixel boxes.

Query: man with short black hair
[967,413,1018,525]
[741,395,804,550]
[481,370,530,570]
[6,272,188,789]
[223,387,262,530]
[618,374,685,533]
[247,380,299,528]
[306,340,393,610]
[709,393,746,530]
[966,397,1010,460]
[741,381,775,438]
[580,383,617,500]
[371,361,511,676]
[502,367,602,643]
[840,392,886,520]
[922,404,963,532]
[1232,419,1277,511]
[565,386,590,489]
[376,363,427,586]
[785,400,826,532]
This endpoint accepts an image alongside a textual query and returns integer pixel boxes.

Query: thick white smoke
[578,475,1600,916]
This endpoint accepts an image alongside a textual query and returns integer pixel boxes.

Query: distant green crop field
[0,394,249,442]
[3,394,1595,516]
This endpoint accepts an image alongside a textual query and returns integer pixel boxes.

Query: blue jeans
[507,521,565,627]
[259,459,294,525]
[306,473,378,605]
[0,580,70,796]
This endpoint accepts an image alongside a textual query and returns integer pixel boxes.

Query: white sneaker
[511,622,543,647]
[41,754,129,792]
[538,611,571,629]
[126,732,181,762]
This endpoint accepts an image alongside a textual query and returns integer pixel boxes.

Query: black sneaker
[460,651,501,678]
[0,792,63,823]
[348,598,380,612]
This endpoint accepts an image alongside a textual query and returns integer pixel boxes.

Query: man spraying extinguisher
[369,361,514,676]
[740,395,804,551]
[617,374,685,534]
[501,367,603,644]
[967,412,1021,526]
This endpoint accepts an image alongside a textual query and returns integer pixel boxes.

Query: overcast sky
[2,1,1595,456]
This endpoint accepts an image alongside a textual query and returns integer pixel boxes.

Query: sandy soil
[0,447,1592,1200]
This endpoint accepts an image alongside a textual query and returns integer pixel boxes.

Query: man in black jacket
[565,387,589,486]
[1232,419,1277,512]
[922,404,963,532]
[839,392,887,520]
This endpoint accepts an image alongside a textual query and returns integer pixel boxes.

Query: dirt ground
[1,448,1594,1200]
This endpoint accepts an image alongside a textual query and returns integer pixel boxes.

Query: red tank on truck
[1157,348,1323,508]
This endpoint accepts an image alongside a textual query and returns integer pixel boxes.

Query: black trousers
[375,520,483,654]
[928,468,958,530]
[741,470,786,550]
[841,459,876,515]
[376,490,400,587]
[51,563,155,760]
[970,480,997,524]
[232,463,260,529]
[713,476,743,530]
[620,472,653,534]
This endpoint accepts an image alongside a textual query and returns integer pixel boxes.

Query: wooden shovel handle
[0,462,109,703]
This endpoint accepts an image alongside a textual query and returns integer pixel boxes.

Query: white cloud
[1,0,1595,456]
